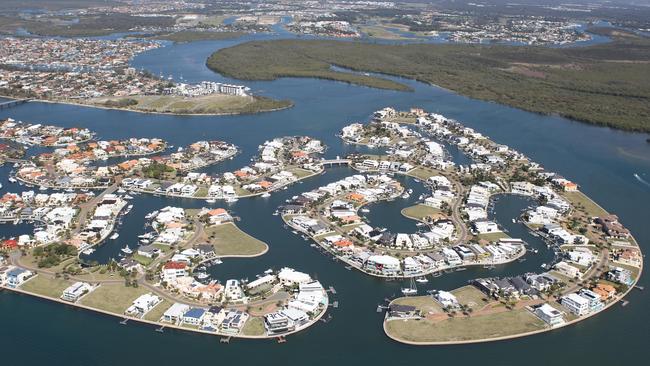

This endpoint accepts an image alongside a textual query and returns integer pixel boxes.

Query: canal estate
[0,18,648,366]
[0,104,642,345]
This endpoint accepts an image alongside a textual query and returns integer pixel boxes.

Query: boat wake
[633,173,650,188]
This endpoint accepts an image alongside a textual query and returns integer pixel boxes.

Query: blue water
[0,33,649,366]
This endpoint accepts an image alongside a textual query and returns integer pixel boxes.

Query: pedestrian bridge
[0,99,30,110]
[320,158,352,167]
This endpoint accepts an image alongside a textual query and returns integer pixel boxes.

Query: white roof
[164,303,190,318]
[367,255,400,266]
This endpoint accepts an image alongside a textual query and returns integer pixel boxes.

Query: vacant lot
[241,317,266,336]
[206,223,268,257]
[477,231,510,242]
[89,94,292,115]
[562,191,608,217]
[143,300,173,322]
[20,275,71,299]
[80,284,148,314]
[385,308,546,343]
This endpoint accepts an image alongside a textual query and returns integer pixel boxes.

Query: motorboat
[110,233,119,240]
[121,245,133,254]
[144,211,158,219]
[401,278,418,296]
[206,199,216,203]
[261,192,271,198]
[415,276,429,284]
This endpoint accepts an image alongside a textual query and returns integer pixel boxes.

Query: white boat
[124,195,134,200]
[212,259,223,265]
[261,192,271,198]
[225,197,238,203]
[196,272,210,280]
[117,188,126,193]
[415,276,429,284]
[121,245,132,254]
[361,208,370,213]
[144,211,158,219]
[110,233,119,240]
[82,248,95,255]
[401,278,418,296]
[401,193,410,199]
[39,186,47,191]
[206,199,216,203]
[8,177,17,183]
[512,218,516,223]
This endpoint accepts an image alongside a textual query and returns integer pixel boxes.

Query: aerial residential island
[0,1,648,366]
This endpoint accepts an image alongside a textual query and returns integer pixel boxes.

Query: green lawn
[562,191,608,217]
[80,284,149,314]
[143,300,173,322]
[385,308,546,343]
[401,204,443,221]
[477,232,510,242]
[407,167,438,181]
[452,286,489,310]
[206,223,268,256]
[132,254,154,266]
[20,275,72,299]
[241,317,266,336]
[287,167,316,179]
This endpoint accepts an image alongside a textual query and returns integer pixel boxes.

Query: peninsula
[332,107,641,345]
[0,37,291,116]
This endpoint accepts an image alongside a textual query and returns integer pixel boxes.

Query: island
[206,32,650,132]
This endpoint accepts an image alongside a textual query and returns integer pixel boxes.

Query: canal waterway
[0,32,649,366]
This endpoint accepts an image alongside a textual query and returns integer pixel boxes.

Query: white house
[534,303,565,327]
[561,293,590,316]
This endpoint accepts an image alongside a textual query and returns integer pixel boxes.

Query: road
[450,180,469,244]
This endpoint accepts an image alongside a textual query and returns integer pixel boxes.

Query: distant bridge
[321,157,352,167]
[0,99,30,110]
